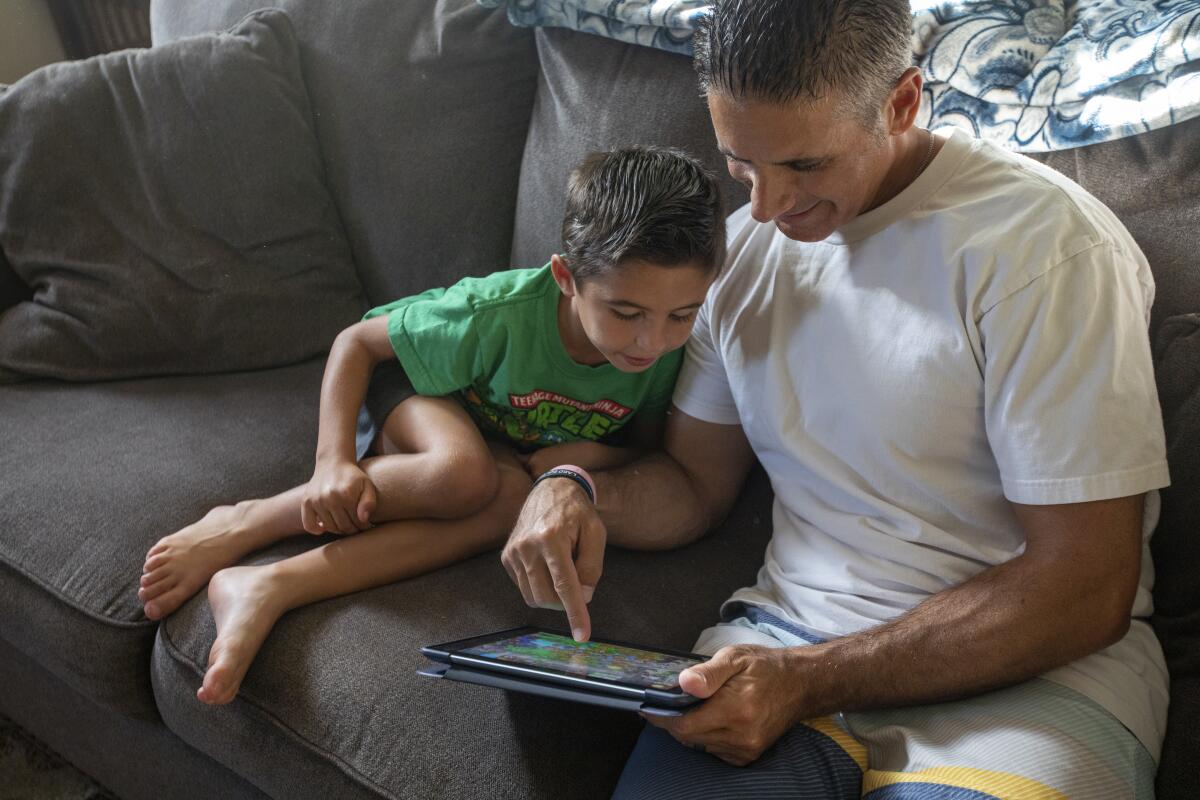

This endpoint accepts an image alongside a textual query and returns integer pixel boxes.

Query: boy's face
[552,256,714,373]
[707,79,918,243]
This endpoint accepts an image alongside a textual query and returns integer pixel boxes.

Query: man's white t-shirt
[673,128,1171,759]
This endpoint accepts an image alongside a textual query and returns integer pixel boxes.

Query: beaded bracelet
[532,464,597,505]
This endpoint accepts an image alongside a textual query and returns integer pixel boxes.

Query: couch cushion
[0,243,27,312]
[510,28,750,270]
[152,472,774,799]
[0,10,362,383]
[0,358,326,715]
[150,0,540,307]
[1149,313,1200,800]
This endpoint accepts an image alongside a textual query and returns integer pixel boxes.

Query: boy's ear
[550,254,577,297]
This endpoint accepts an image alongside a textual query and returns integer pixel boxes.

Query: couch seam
[0,555,155,630]
[156,625,402,800]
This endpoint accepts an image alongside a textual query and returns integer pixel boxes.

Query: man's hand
[645,645,806,766]
[500,476,606,641]
[302,460,377,534]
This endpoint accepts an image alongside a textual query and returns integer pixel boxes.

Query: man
[502,0,1170,795]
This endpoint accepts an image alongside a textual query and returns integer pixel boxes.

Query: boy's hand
[302,461,378,534]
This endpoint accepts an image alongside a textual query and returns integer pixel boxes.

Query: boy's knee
[438,450,501,513]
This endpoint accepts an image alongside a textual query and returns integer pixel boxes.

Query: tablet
[419,626,707,713]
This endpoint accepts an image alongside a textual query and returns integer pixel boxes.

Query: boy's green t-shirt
[363,266,682,448]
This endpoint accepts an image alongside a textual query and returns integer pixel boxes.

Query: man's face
[708,91,895,242]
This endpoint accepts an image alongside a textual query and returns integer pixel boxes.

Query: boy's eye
[611,309,641,321]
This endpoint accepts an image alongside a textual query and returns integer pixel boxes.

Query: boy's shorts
[354,361,417,460]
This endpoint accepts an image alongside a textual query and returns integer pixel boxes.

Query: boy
[137,146,725,705]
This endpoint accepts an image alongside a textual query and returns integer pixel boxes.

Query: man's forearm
[594,452,713,550]
[783,548,1134,719]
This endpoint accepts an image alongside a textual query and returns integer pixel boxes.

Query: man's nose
[748,172,792,223]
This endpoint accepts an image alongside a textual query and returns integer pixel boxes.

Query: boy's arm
[305,316,396,534]
[522,407,666,475]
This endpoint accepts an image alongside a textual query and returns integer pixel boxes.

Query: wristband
[533,464,597,505]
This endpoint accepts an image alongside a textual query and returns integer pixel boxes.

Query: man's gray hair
[694,0,914,125]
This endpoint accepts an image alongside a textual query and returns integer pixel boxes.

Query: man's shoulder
[944,136,1129,247]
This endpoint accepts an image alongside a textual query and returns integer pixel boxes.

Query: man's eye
[789,162,822,172]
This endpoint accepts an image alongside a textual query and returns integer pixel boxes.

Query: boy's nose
[636,326,668,356]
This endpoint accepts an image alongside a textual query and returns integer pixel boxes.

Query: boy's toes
[138,577,176,604]
[140,567,170,588]
[142,583,192,620]
[143,551,169,573]
[199,660,238,705]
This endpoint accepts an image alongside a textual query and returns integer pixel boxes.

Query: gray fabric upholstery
[510,28,749,269]
[1150,312,1200,800]
[152,472,774,800]
[0,10,361,382]
[150,0,540,307]
[0,636,265,800]
[0,245,27,312]
[1152,314,1200,646]
[0,358,326,715]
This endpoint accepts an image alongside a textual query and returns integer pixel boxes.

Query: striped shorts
[613,607,1157,800]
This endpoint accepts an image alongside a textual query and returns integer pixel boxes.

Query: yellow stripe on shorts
[803,716,869,772]
[863,766,1068,799]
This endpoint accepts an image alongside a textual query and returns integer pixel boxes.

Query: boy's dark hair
[561,146,725,283]
[694,0,913,126]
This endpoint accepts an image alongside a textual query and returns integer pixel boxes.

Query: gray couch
[0,1,1196,798]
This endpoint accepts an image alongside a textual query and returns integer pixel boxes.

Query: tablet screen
[461,631,704,691]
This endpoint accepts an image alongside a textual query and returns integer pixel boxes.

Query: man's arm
[648,493,1145,765]
[500,408,756,640]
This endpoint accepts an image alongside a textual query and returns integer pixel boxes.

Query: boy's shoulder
[448,265,554,313]
[364,265,553,322]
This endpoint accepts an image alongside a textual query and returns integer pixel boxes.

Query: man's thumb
[678,649,740,699]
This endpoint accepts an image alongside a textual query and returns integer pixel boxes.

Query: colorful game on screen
[463,632,703,690]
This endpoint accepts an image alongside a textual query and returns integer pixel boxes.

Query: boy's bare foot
[196,565,287,705]
[139,504,258,620]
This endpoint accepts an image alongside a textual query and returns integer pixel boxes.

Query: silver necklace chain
[918,128,936,175]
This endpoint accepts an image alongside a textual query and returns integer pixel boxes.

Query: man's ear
[550,254,577,297]
[885,67,924,136]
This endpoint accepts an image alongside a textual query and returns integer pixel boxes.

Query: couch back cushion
[151,0,540,306]
[0,9,362,381]
[510,28,749,268]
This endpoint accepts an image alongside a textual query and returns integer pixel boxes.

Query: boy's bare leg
[140,397,498,620]
[197,446,531,705]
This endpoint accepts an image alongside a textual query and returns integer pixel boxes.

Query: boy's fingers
[329,506,356,535]
[300,502,316,534]
[314,504,337,535]
[357,483,377,526]
[544,547,589,641]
